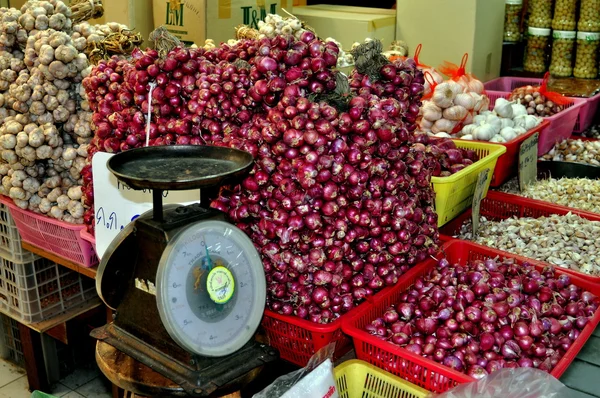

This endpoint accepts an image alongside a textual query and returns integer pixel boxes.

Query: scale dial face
[156,220,266,357]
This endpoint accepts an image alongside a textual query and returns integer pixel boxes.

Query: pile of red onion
[81,35,446,323]
[365,257,598,378]
[414,135,479,177]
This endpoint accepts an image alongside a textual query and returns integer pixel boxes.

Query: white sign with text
[92,152,199,260]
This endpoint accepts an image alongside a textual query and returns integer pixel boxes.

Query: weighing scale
[90,146,278,397]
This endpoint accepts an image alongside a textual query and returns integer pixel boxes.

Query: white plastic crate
[0,203,36,264]
[0,257,97,323]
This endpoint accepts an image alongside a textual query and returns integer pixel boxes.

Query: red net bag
[507,72,572,116]
[416,44,444,98]
[438,53,485,95]
[538,72,572,106]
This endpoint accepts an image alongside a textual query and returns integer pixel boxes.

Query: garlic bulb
[462,134,474,140]
[432,118,457,134]
[432,81,462,108]
[421,102,443,121]
[442,105,468,121]
[463,111,474,125]
[513,115,528,129]
[461,124,477,135]
[500,127,517,141]
[494,98,514,119]
[473,114,486,125]
[419,118,434,130]
[454,93,476,110]
[473,124,496,141]
[490,135,506,143]
[514,126,527,135]
[468,78,485,94]
[511,103,528,117]
[485,114,502,134]
[525,115,540,130]
[259,13,305,40]
[500,118,515,129]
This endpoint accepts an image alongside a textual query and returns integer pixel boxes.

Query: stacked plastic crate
[0,203,97,324]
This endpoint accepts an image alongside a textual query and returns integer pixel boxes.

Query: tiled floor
[0,359,112,398]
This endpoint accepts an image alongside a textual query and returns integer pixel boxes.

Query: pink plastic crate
[574,92,600,133]
[0,197,98,268]
[483,76,542,91]
[484,76,599,133]
[486,91,585,155]
[79,229,97,259]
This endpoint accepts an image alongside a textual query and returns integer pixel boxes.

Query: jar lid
[505,0,523,4]
[577,31,600,41]
[553,30,577,39]
[528,27,551,36]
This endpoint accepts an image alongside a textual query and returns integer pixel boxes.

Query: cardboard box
[293,5,395,49]
[396,0,504,82]
[153,0,289,46]
[306,5,395,15]
[102,0,154,41]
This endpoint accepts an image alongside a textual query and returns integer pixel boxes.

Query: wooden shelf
[21,242,97,279]
[0,297,102,334]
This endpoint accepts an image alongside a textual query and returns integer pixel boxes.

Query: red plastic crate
[0,197,98,268]
[482,120,550,187]
[483,77,600,133]
[262,285,396,366]
[262,310,352,367]
[439,190,600,282]
[486,91,586,155]
[341,240,600,393]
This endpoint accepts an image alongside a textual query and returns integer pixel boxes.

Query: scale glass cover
[156,220,266,357]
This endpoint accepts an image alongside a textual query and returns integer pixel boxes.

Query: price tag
[471,169,489,237]
[519,132,539,191]
[92,152,199,260]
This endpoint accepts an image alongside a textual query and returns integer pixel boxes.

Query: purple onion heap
[83,35,442,323]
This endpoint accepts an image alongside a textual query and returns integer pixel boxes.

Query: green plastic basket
[31,391,58,398]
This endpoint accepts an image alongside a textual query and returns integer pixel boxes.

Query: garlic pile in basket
[456,98,543,142]
[418,80,489,137]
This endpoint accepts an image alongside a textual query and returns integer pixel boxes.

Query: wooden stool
[96,341,241,398]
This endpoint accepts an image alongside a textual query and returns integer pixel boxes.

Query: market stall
[0,1,598,398]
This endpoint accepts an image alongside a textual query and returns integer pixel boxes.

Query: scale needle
[205,244,213,270]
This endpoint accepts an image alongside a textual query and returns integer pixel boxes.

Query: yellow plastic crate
[335,360,429,398]
[431,141,506,227]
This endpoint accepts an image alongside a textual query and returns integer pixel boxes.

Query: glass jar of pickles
[579,0,600,32]
[524,28,551,72]
[552,0,577,31]
[549,30,576,76]
[504,0,523,42]
[574,32,600,78]
[529,0,553,28]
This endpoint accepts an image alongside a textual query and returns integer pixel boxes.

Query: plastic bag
[428,368,574,398]
[253,344,338,398]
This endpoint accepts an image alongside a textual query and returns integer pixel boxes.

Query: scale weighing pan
[107,145,254,191]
